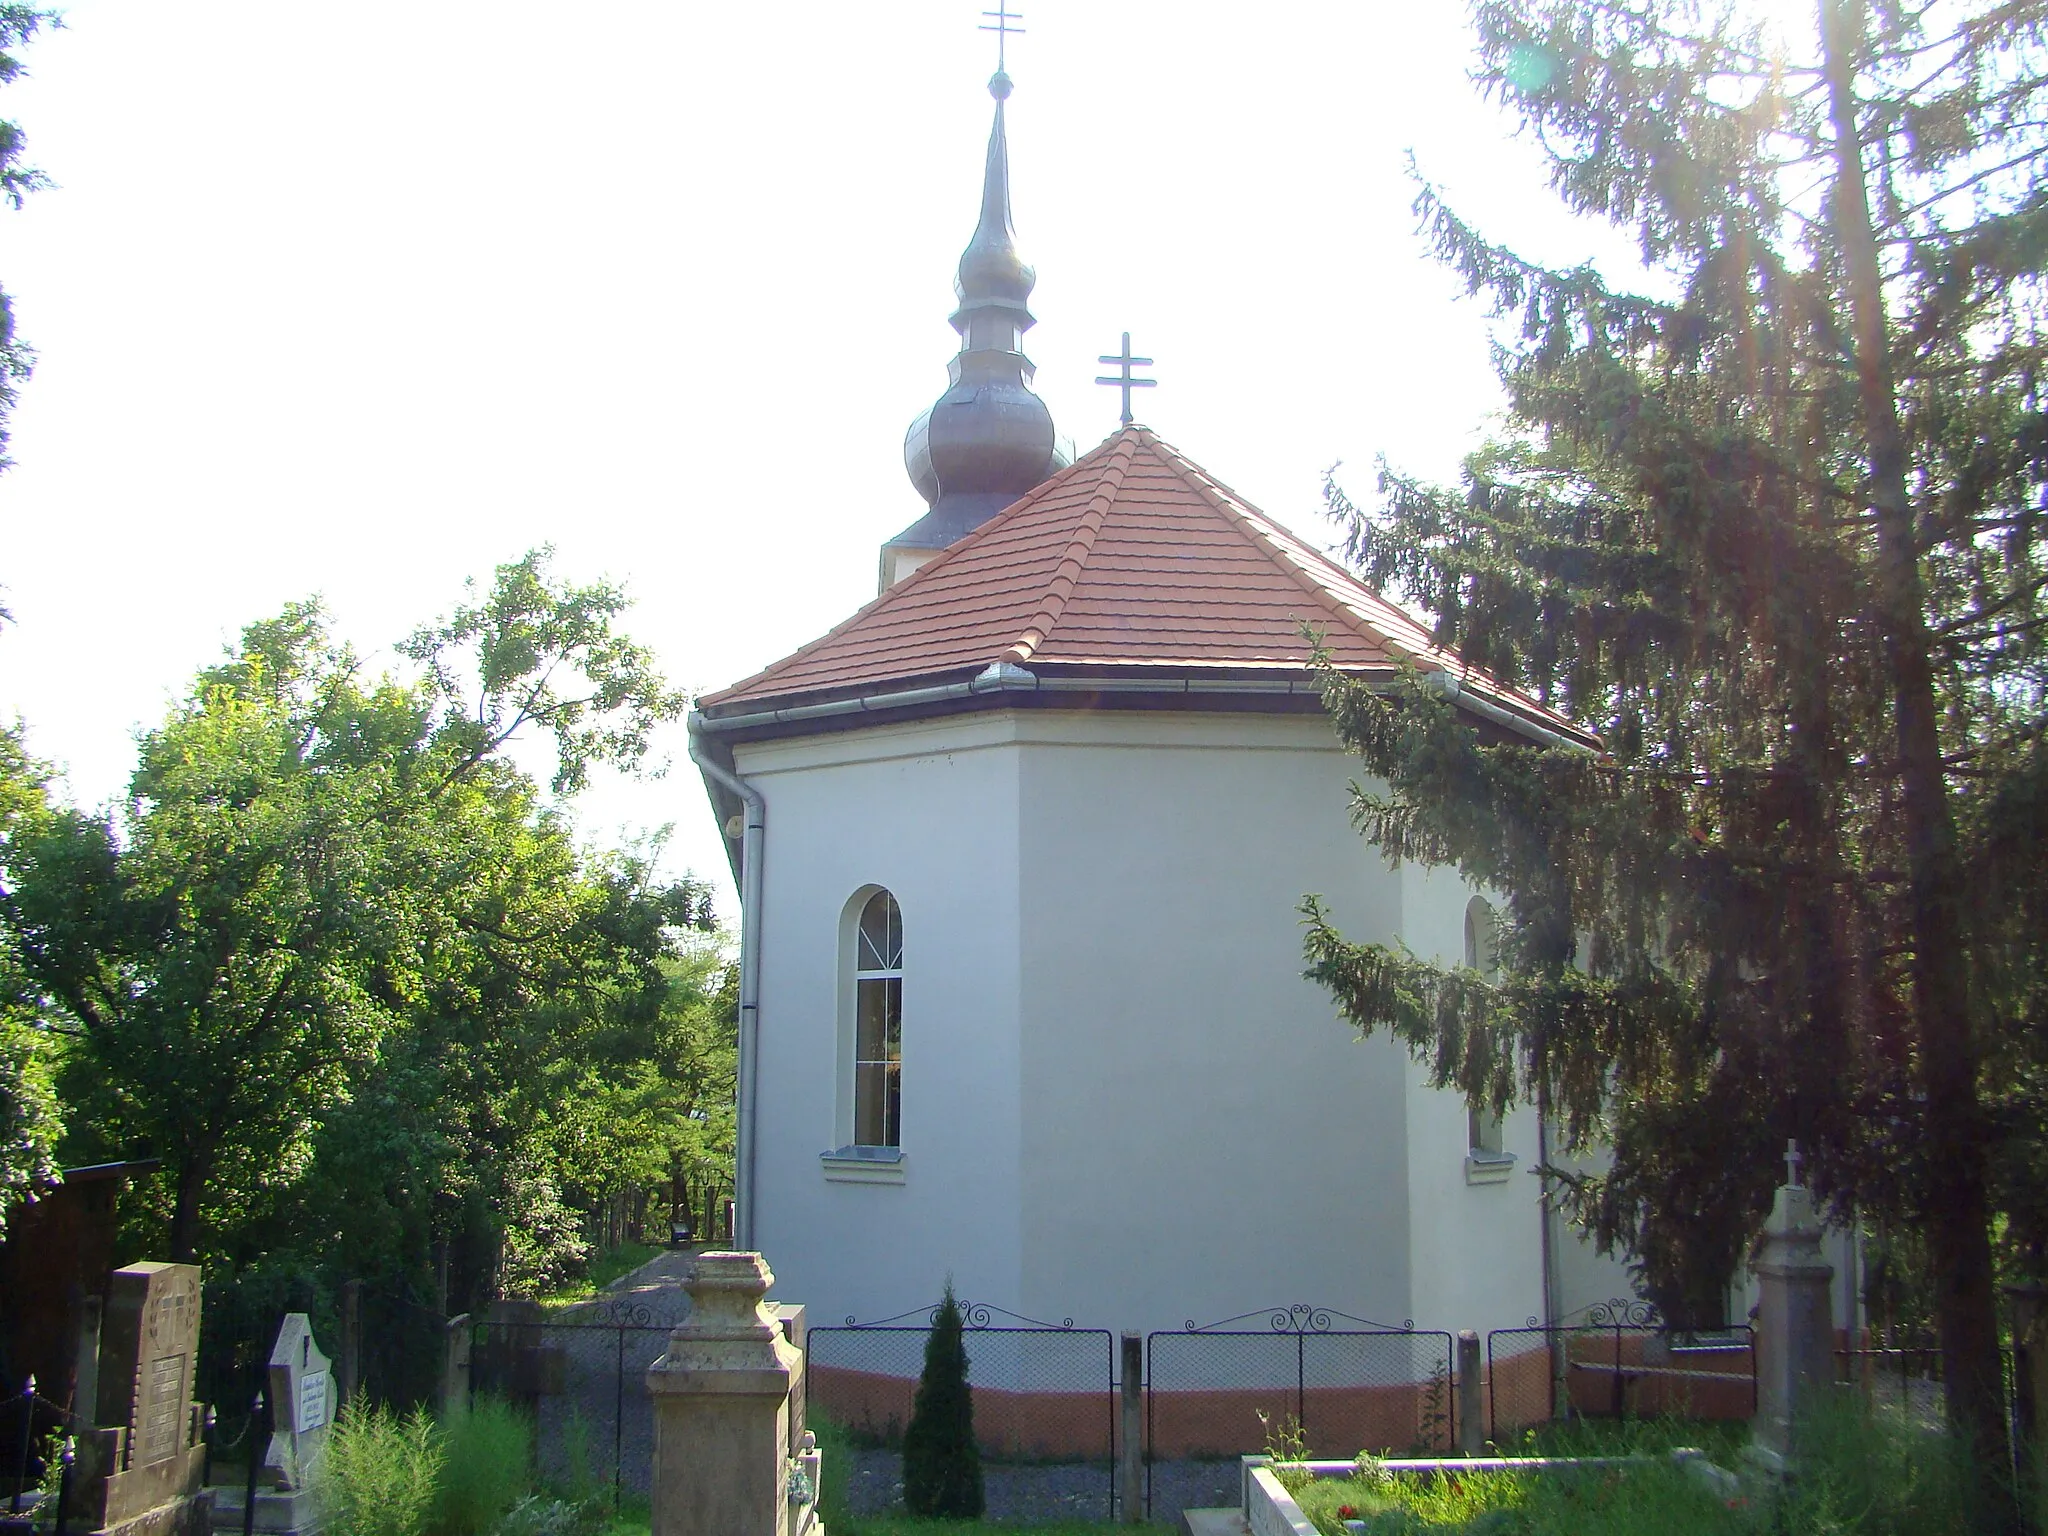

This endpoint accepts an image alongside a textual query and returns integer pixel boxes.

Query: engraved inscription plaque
[139,1353,188,1464]
[296,1370,329,1433]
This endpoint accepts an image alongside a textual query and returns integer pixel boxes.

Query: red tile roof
[701,426,1590,744]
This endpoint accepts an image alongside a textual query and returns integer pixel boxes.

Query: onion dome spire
[894,70,1067,558]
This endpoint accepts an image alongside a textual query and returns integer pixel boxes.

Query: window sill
[821,1147,906,1185]
[1464,1152,1517,1186]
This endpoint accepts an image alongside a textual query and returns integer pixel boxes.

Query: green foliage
[322,1402,445,1536]
[902,1284,984,1519]
[489,1497,606,1536]
[546,1242,661,1303]
[0,6,57,471]
[0,725,61,1219]
[431,1399,534,1536]
[810,1412,856,1532]
[0,554,733,1314]
[1304,10,2048,1443]
[399,548,688,797]
[1770,1392,1981,1535]
[1290,1398,2020,1534]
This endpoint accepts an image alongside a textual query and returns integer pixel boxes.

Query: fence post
[1455,1332,1483,1455]
[646,1252,799,1536]
[438,1315,471,1421]
[10,1375,33,1512]
[337,1280,362,1407]
[1119,1334,1142,1524]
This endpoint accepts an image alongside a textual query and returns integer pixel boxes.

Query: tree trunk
[1822,0,2011,1484]
[166,1146,212,1263]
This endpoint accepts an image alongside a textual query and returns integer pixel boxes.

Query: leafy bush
[432,1398,534,1536]
[901,1283,982,1517]
[322,1402,444,1536]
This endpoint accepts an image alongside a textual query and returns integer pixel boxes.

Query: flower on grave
[1337,1505,1358,1519]
[785,1462,814,1506]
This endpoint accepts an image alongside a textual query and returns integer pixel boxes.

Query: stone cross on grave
[262,1314,336,1491]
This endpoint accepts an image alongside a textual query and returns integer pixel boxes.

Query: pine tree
[901,1283,983,1518]
[1301,0,2048,1489]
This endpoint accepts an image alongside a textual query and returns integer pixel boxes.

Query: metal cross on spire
[1785,1139,1805,1188]
[980,3,1025,73]
[1096,333,1157,425]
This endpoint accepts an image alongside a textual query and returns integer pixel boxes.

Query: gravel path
[844,1449,1241,1527]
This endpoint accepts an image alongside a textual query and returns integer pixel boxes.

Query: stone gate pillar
[646,1252,807,1536]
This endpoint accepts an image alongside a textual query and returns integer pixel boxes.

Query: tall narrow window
[853,890,903,1148]
[1464,896,1507,1164]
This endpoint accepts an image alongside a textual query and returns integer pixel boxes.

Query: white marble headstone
[262,1313,337,1490]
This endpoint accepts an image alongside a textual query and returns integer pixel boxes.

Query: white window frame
[1464,894,1516,1185]
[823,886,906,1184]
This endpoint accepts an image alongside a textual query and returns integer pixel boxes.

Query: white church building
[687,65,1663,1358]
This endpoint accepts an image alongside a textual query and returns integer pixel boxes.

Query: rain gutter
[685,720,766,1251]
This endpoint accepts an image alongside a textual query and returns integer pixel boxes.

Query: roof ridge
[1137,428,1466,667]
[1131,428,1382,652]
[1134,432,1593,736]
[702,432,1134,705]
[1002,430,1140,664]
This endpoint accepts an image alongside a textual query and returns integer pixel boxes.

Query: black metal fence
[804,1303,1118,1519]
[1485,1301,1756,1438]
[1836,1337,1947,1428]
[472,1298,682,1500]
[1144,1305,1456,1511]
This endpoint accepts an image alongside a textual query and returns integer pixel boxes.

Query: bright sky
[0,1,1640,913]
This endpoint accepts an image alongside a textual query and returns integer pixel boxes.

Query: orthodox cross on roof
[1785,1139,1805,1188]
[980,3,1024,74]
[1096,333,1157,425]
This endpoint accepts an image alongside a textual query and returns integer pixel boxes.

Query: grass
[1280,1397,2036,1535]
[827,1522,1121,1534]
[1488,1413,1750,1463]
[541,1242,665,1306]
[1293,1454,1747,1535]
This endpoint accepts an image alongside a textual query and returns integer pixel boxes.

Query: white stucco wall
[1011,710,1414,1338]
[1397,864,1547,1340]
[729,705,1560,1342]
[735,715,1027,1324]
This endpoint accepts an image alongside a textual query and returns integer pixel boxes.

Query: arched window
[853,889,903,1148]
[1464,896,1506,1163]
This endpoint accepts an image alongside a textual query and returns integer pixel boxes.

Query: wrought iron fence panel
[1143,1307,1455,1517]
[1484,1303,1756,1440]
[804,1304,1117,1523]
[472,1307,674,1501]
[1834,1335,1946,1428]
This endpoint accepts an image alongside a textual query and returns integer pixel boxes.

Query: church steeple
[886,70,1067,589]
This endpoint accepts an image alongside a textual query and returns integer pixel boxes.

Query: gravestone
[74,1262,211,1536]
[210,1316,335,1535]
[261,1315,333,1522]
[1744,1143,1836,1481]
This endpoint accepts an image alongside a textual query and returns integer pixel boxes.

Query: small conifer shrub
[901,1281,983,1517]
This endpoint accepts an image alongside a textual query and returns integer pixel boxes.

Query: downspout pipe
[687,717,765,1252]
